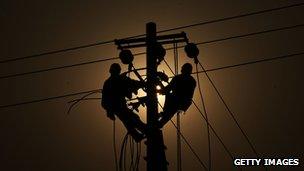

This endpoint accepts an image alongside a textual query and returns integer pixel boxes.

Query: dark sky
[1,1,303,171]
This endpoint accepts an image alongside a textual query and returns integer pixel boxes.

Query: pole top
[146,22,156,28]
[147,22,156,25]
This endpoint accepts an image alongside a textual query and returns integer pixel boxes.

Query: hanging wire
[117,133,140,171]
[135,142,142,171]
[67,90,101,115]
[195,63,212,171]
[129,136,135,171]
[191,101,242,171]
[157,102,208,171]
[169,120,208,171]
[119,133,127,171]
[197,61,257,154]
[63,67,241,171]
[166,47,211,171]
[196,61,267,171]
[64,86,237,171]
[173,41,182,171]
[113,121,119,171]
[163,58,243,170]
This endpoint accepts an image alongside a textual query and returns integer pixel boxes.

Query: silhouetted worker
[158,63,196,128]
[102,63,147,142]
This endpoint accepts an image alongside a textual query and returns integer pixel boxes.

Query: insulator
[119,49,134,64]
[184,43,199,58]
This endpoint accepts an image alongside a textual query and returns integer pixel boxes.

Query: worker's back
[170,74,196,100]
[102,75,127,112]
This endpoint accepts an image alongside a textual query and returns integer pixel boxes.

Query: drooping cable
[191,100,242,171]
[125,68,141,171]
[63,76,236,171]
[117,133,140,171]
[195,63,212,171]
[113,121,119,171]
[197,61,260,158]
[119,133,129,171]
[173,41,182,171]
[164,54,211,171]
[197,61,268,171]
[67,90,101,115]
[163,59,241,170]
[157,102,208,171]
[170,120,208,171]
[129,136,135,171]
[135,142,141,171]
[64,86,232,171]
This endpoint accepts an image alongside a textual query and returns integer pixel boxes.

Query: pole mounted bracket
[115,32,189,49]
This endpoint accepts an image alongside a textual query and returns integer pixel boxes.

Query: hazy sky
[1,1,303,171]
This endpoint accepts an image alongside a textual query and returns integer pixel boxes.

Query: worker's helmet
[181,63,193,75]
[109,63,121,75]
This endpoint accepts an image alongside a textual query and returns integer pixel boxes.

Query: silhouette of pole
[114,22,188,171]
[146,22,168,171]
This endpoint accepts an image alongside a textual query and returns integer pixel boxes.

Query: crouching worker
[158,63,196,128]
[102,63,147,142]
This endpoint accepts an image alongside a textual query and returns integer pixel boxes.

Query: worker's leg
[117,111,145,142]
[126,109,147,134]
[162,94,175,113]
[158,94,178,128]
[158,109,177,128]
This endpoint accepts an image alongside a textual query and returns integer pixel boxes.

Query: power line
[198,60,270,171]
[198,60,261,158]
[196,51,304,74]
[165,47,211,171]
[157,2,304,34]
[1,2,303,65]
[195,64,212,171]
[0,57,119,79]
[164,58,236,170]
[164,56,248,171]
[158,102,208,171]
[173,42,183,171]
[191,101,235,161]
[169,120,208,171]
[1,24,303,80]
[0,51,302,109]
[0,40,115,64]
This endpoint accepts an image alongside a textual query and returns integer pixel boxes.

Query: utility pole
[145,22,167,171]
[115,22,189,171]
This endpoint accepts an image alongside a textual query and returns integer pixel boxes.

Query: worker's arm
[159,77,176,95]
[101,85,116,121]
